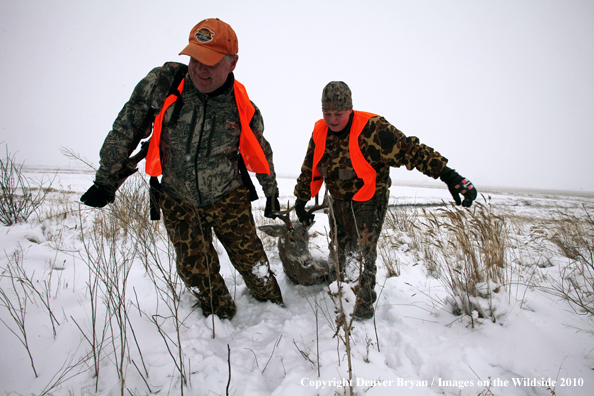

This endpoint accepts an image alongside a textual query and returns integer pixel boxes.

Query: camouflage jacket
[294,114,448,202]
[96,62,278,207]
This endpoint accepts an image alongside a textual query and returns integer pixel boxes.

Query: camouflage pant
[159,186,283,318]
[328,190,389,308]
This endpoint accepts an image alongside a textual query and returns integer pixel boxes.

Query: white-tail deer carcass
[259,198,330,285]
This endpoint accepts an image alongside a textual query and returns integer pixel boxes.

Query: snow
[1,170,593,396]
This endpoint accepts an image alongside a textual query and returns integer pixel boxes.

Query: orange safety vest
[310,111,378,201]
[145,79,270,177]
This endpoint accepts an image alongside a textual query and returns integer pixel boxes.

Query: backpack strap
[145,62,189,178]
[238,155,259,201]
[165,64,188,127]
[143,63,187,220]
[132,63,188,156]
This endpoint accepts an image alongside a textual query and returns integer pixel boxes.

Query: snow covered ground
[1,169,593,396]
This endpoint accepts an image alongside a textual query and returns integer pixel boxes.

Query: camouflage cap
[321,81,353,112]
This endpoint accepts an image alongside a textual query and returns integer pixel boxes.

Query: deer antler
[268,188,327,230]
[271,185,295,230]
[307,193,329,215]
[274,201,295,230]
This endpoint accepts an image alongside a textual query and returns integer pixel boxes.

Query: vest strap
[145,78,270,177]
[310,111,378,201]
[234,80,270,175]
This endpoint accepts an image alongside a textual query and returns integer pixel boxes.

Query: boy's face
[323,109,352,132]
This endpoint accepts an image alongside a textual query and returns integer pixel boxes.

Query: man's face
[323,109,352,132]
[189,56,238,93]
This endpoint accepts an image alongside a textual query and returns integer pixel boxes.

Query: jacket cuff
[295,198,309,208]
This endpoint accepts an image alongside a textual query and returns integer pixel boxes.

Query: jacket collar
[189,72,236,101]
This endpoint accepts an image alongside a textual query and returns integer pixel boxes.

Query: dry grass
[377,235,401,278]
[0,145,55,225]
[538,206,594,316]
[402,197,509,325]
[376,195,594,328]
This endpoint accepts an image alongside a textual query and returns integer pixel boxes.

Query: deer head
[259,197,329,286]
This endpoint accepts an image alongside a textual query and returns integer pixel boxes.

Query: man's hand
[264,195,281,219]
[80,183,115,208]
[440,167,477,207]
[295,199,315,226]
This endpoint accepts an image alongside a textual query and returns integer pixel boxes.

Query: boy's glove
[80,183,115,208]
[295,199,315,226]
[440,167,477,207]
[264,195,281,219]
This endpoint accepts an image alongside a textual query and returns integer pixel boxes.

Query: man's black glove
[80,183,115,208]
[439,167,477,208]
[295,199,315,226]
[264,194,281,219]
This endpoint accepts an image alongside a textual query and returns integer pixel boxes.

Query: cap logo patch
[195,27,215,43]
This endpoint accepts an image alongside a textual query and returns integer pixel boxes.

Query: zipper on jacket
[194,98,208,205]
[205,114,216,158]
[185,110,198,161]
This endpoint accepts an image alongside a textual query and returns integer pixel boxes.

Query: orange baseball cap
[179,18,238,66]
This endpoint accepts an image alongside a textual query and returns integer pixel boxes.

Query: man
[293,81,477,320]
[81,18,283,320]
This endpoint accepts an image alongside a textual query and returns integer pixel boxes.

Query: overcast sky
[1,0,593,193]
